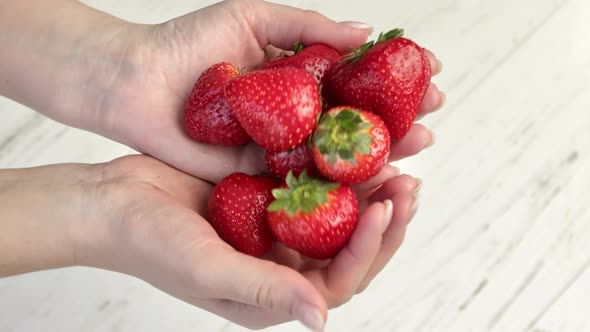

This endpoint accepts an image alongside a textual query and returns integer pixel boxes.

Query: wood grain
[1,0,589,331]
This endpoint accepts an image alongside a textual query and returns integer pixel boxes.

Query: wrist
[0,0,148,137]
[0,163,106,276]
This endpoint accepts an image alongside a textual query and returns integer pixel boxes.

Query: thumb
[202,246,328,331]
[250,1,373,53]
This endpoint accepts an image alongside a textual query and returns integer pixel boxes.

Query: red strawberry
[311,106,390,184]
[225,67,321,151]
[324,29,431,142]
[265,143,319,179]
[267,171,358,260]
[207,172,278,257]
[184,62,250,145]
[260,42,341,84]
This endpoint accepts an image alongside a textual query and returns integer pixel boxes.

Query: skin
[0,0,444,330]
[0,156,419,330]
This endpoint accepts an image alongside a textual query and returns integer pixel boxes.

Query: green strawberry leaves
[344,28,405,63]
[312,109,374,164]
[293,41,305,54]
[267,170,339,216]
[377,28,405,43]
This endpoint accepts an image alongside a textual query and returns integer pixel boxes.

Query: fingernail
[409,197,419,220]
[294,302,325,332]
[382,199,394,233]
[424,131,435,149]
[340,21,374,33]
[413,178,422,193]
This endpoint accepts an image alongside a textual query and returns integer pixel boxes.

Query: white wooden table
[1,0,589,331]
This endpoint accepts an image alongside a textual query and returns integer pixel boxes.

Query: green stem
[344,28,405,63]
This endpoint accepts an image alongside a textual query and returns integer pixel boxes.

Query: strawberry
[267,171,358,260]
[265,143,319,179]
[323,29,431,142]
[311,106,390,184]
[225,67,321,151]
[207,172,278,257]
[260,42,341,84]
[184,62,250,145]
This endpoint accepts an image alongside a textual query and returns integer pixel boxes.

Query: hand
[94,0,444,183]
[1,0,442,184]
[71,156,418,330]
[0,154,417,331]
[94,157,419,330]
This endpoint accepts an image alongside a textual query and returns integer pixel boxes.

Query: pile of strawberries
[184,29,431,259]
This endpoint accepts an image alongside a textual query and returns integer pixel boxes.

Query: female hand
[0,0,443,184]
[102,0,445,183]
[89,156,420,331]
[1,155,419,331]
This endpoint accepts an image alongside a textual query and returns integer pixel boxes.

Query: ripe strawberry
[311,106,390,184]
[225,67,321,151]
[265,143,319,179]
[267,171,358,260]
[184,62,250,145]
[260,42,341,84]
[207,172,278,257]
[323,29,431,142]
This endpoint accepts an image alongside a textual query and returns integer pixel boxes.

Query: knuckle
[355,280,370,295]
[217,301,272,330]
[225,0,259,13]
[249,281,273,308]
[303,9,324,19]
[248,262,282,309]
[326,286,354,307]
[330,291,354,308]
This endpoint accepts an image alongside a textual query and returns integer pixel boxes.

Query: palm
[112,4,267,183]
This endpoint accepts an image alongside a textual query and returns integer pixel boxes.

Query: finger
[351,164,400,200]
[200,246,328,331]
[424,49,442,76]
[127,197,325,331]
[304,201,392,307]
[138,117,266,183]
[195,298,294,330]
[367,174,418,202]
[134,190,327,330]
[356,177,419,293]
[356,193,415,293]
[416,83,445,119]
[388,124,434,162]
[252,2,372,53]
[263,45,292,63]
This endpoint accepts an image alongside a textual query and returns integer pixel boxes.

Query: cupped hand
[101,0,443,184]
[82,155,419,330]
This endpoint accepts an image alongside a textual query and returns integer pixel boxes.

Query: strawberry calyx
[293,41,305,54]
[343,28,404,63]
[312,109,374,164]
[267,170,339,215]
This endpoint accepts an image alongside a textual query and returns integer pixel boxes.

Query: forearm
[0,164,101,277]
[0,0,141,132]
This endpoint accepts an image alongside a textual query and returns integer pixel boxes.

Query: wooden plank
[1,0,589,331]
